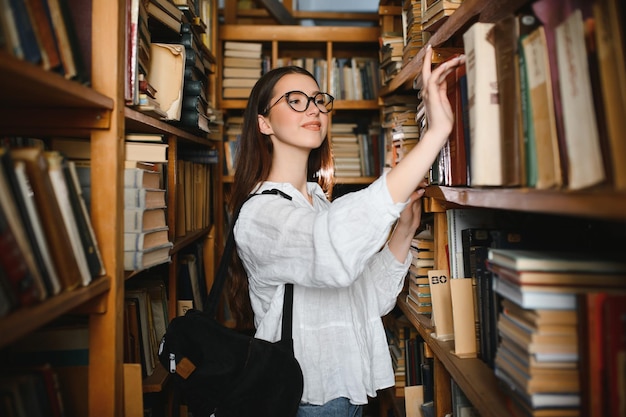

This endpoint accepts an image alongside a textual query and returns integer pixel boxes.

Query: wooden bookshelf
[1,0,222,415]
[381,0,626,416]
[218,24,382,183]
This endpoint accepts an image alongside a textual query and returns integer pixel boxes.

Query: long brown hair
[226,66,335,330]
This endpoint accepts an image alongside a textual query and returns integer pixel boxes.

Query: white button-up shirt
[234,174,411,405]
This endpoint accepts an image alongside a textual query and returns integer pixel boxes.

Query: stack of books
[402,0,426,67]
[331,122,362,178]
[406,229,434,316]
[422,0,464,32]
[124,134,172,271]
[175,22,214,133]
[222,41,264,99]
[486,249,626,416]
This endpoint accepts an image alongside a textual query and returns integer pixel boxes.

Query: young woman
[227,45,465,416]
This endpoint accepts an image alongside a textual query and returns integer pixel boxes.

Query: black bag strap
[204,189,295,345]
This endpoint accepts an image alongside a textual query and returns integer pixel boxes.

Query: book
[124,187,166,210]
[64,159,105,279]
[223,56,263,68]
[592,0,626,190]
[46,0,88,82]
[555,9,606,190]
[221,66,262,79]
[492,275,577,310]
[124,242,172,271]
[124,133,165,142]
[462,22,503,186]
[124,287,157,376]
[125,141,168,163]
[223,40,263,52]
[493,13,538,187]
[124,207,167,233]
[24,0,62,71]
[11,147,86,290]
[124,227,169,252]
[521,25,562,190]
[487,249,626,273]
[124,168,161,189]
[602,294,626,417]
[146,0,181,34]
[428,269,454,341]
[148,42,185,121]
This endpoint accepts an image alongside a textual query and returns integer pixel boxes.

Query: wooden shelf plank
[425,185,626,221]
[0,276,111,348]
[397,295,510,417]
[0,52,113,109]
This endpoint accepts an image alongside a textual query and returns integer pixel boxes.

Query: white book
[463,22,503,186]
[555,9,605,190]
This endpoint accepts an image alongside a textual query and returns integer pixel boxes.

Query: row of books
[0,142,105,317]
[398,201,626,416]
[428,3,626,191]
[126,0,219,134]
[2,0,90,83]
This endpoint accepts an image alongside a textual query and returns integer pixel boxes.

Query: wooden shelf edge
[124,107,220,145]
[0,276,111,348]
[219,24,380,42]
[397,295,510,417]
[0,52,114,109]
[425,185,626,220]
[171,227,212,254]
[143,362,170,393]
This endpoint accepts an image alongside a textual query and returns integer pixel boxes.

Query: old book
[124,133,165,142]
[124,242,172,271]
[124,207,167,233]
[444,61,467,186]
[24,0,62,70]
[11,147,84,290]
[149,43,185,121]
[124,188,166,210]
[493,14,537,187]
[223,40,263,52]
[222,87,252,99]
[146,0,181,34]
[9,0,43,64]
[463,22,503,186]
[487,249,626,273]
[66,160,105,277]
[555,9,606,190]
[521,25,562,190]
[222,77,258,88]
[124,168,161,189]
[222,66,262,79]
[223,56,263,68]
[124,288,156,376]
[592,0,626,190]
[45,0,88,82]
[124,227,169,252]
[125,141,168,163]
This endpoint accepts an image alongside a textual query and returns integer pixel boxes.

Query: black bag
[158,189,303,417]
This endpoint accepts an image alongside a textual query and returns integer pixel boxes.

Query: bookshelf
[218,24,381,184]
[379,1,626,417]
[0,0,222,415]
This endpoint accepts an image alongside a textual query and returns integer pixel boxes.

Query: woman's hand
[421,45,466,140]
[388,180,428,262]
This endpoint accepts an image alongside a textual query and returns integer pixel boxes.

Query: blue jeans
[297,397,363,417]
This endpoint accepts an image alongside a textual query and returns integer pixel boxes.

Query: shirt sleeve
[234,174,409,289]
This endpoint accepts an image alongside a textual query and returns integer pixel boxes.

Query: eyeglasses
[266,90,335,114]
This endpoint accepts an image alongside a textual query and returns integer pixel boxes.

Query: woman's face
[258,73,329,152]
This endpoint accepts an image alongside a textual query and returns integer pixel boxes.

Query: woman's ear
[257,114,273,135]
